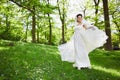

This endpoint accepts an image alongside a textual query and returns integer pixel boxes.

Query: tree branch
[57,0,63,21]
[9,0,33,12]
[112,11,120,32]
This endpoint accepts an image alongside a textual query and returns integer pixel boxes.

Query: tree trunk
[103,0,112,50]
[61,1,66,44]
[31,6,36,43]
[57,0,66,44]
[25,17,29,42]
[47,14,52,45]
[37,29,39,42]
[61,20,65,43]
[47,0,52,45]
[83,8,86,18]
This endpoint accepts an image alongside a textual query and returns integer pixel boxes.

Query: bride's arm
[83,20,96,30]
[83,24,95,30]
[88,26,95,30]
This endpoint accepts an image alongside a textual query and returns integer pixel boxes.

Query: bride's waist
[74,28,85,31]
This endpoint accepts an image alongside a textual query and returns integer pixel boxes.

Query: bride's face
[77,16,82,22]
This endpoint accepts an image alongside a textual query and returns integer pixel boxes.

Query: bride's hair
[76,14,82,18]
[76,14,83,22]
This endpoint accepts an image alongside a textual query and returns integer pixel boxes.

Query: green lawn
[0,40,120,80]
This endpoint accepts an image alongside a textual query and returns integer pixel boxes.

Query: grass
[0,40,120,80]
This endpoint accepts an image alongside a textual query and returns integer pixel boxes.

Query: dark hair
[76,14,82,18]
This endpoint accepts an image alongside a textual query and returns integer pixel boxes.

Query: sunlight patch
[92,65,120,76]
[0,47,10,50]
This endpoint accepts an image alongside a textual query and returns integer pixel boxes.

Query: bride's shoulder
[74,22,79,27]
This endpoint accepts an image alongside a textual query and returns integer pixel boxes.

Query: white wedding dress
[58,21,108,68]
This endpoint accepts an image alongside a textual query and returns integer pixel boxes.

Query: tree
[9,0,41,42]
[93,0,100,26]
[57,0,68,44]
[102,0,112,50]
[47,0,53,45]
[109,0,120,46]
[0,0,24,41]
[23,13,30,42]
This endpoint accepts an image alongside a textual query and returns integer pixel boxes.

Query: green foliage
[112,33,120,47]
[109,0,120,46]
[0,29,23,41]
[0,1,24,41]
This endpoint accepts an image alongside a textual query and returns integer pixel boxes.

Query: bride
[58,14,108,70]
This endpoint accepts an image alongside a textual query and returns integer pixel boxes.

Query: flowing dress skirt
[58,26,108,68]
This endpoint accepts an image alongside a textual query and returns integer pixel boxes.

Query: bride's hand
[88,26,95,30]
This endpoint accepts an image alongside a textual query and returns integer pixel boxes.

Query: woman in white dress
[58,14,108,70]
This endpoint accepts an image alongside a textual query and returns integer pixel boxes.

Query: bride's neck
[77,22,82,24]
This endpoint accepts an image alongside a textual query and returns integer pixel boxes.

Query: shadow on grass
[0,43,120,80]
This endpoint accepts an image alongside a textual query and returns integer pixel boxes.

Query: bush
[0,30,23,41]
